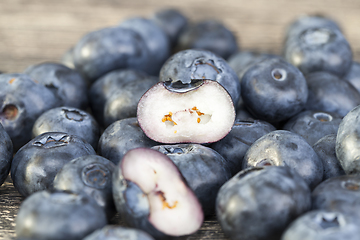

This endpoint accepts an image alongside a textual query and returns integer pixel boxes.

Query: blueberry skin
[284,14,342,42]
[0,123,13,186]
[98,118,159,165]
[283,110,342,146]
[103,74,158,127]
[241,57,308,123]
[312,175,360,215]
[305,72,360,117]
[16,190,107,240]
[0,73,60,151]
[336,105,360,174]
[73,26,150,82]
[61,46,76,69]
[53,155,116,220]
[284,27,352,77]
[151,143,232,216]
[344,61,360,94]
[216,166,311,240]
[32,106,100,150]
[227,51,279,80]
[176,19,238,60]
[89,69,151,127]
[210,119,276,176]
[83,225,155,240]
[243,130,323,189]
[159,49,241,105]
[120,17,170,76]
[313,134,345,180]
[151,8,188,48]
[11,132,96,197]
[24,62,88,110]
[281,210,360,240]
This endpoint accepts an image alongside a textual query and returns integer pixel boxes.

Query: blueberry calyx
[63,108,86,122]
[315,212,343,229]
[163,79,204,92]
[342,180,360,191]
[81,163,110,189]
[237,167,264,179]
[271,68,287,81]
[256,159,275,167]
[0,104,18,120]
[313,112,333,122]
[33,134,70,148]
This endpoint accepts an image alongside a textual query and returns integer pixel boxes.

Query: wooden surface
[0,0,360,239]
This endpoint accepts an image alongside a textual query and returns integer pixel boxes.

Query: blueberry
[61,46,76,70]
[284,26,352,77]
[32,106,100,150]
[159,49,241,105]
[53,155,116,220]
[98,118,159,165]
[0,123,13,186]
[15,190,107,240]
[176,19,238,60]
[151,8,188,48]
[243,130,323,189]
[83,225,155,240]
[210,119,276,176]
[112,148,203,238]
[151,143,232,216]
[283,110,342,146]
[312,175,360,215]
[0,73,60,151]
[24,62,88,110]
[304,72,360,117]
[241,57,308,123]
[343,61,360,94]
[11,132,96,197]
[120,17,170,76]
[313,134,345,180]
[73,26,150,82]
[281,210,360,240]
[216,166,311,240]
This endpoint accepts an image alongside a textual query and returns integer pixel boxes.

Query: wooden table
[0,0,359,239]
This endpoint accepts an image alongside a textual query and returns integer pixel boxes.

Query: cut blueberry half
[112,148,204,238]
[137,80,235,144]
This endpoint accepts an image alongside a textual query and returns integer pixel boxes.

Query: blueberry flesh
[241,57,308,123]
[0,73,60,151]
[227,51,279,80]
[159,49,241,105]
[284,26,352,77]
[24,62,88,110]
[336,105,360,174]
[53,155,116,220]
[281,210,360,240]
[98,118,159,165]
[283,110,342,146]
[151,8,188,48]
[0,123,13,186]
[210,119,276,176]
[216,166,311,240]
[11,132,96,197]
[151,143,232,216]
[304,72,360,117]
[343,61,360,94]
[313,134,345,180]
[120,17,170,76]
[73,26,150,82]
[176,19,238,60]
[32,106,100,150]
[83,225,155,240]
[15,190,107,240]
[312,175,360,215]
[112,148,204,239]
[243,130,323,189]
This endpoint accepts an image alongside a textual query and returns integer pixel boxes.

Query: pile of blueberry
[1,7,360,240]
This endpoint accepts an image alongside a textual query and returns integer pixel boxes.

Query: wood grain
[0,0,359,239]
